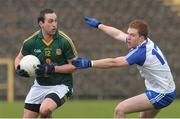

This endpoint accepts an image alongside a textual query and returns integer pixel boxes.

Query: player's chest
[32,40,64,63]
[35,42,62,54]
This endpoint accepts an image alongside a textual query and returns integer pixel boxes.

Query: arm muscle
[92,56,129,68]
[98,24,127,42]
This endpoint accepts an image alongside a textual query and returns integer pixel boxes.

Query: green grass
[0,99,180,118]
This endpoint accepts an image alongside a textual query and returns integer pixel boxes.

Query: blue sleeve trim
[126,46,146,66]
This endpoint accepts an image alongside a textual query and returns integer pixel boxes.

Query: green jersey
[21,30,78,88]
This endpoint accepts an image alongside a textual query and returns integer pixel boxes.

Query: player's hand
[84,16,101,28]
[35,64,55,75]
[72,57,92,69]
[15,65,30,77]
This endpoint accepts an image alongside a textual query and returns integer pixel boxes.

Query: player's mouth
[51,28,57,33]
[52,28,57,31]
[127,41,131,45]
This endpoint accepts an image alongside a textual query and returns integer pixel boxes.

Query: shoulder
[146,38,155,48]
[58,30,72,41]
[127,40,147,58]
[57,30,76,45]
[127,46,146,58]
[23,30,40,44]
[126,43,147,65]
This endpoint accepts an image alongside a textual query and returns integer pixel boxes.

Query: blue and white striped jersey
[125,38,175,93]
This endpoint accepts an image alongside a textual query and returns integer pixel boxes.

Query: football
[19,55,40,77]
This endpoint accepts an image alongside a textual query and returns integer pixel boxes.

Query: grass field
[0,99,179,118]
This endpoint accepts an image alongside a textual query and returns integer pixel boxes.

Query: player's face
[126,28,142,49]
[40,13,58,36]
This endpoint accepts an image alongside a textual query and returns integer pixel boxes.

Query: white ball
[20,55,40,77]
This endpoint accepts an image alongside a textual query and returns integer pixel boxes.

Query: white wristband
[91,61,93,67]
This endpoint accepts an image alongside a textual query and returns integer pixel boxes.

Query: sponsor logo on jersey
[34,49,41,53]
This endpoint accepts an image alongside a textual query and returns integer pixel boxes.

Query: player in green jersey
[15,9,78,118]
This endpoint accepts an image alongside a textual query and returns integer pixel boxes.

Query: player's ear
[140,35,145,41]
[38,21,44,28]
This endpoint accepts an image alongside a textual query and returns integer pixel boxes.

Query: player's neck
[42,31,53,40]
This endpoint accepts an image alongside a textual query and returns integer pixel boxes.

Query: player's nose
[127,35,131,41]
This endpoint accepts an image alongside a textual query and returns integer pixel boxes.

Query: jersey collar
[137,39,148,48]
[37,30,59,40]
[130,38,148,51]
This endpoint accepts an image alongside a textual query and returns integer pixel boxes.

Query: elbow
[108,60,121,67]
[110,58,128,67]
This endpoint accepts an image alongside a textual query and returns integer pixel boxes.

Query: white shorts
[25,80,70,104]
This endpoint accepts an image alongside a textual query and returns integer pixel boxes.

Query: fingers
[37,64,43,68]
[72,57,91,69]
[16,69,30,77]
[84,16,90,21]
[84,16,100,28]
[72,59,81,68]
[84,16,93,23]
[35,64,55,75]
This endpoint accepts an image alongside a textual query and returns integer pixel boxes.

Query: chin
[50,32,56,35]
[127,45,132,49]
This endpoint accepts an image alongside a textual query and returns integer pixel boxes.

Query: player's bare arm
[98,24,127,42]
[72,57,129,69]
[54,60,76,73]
[84,17,127,42]
[92,56,129,68]
[14,52,23,68]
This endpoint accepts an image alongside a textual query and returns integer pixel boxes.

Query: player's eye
[47,19,53,23]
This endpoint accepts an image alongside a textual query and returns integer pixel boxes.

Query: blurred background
[0,0,180,115]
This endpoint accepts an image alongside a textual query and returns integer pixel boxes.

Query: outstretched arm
[84,17,127,42]
[72,57,129,69]
[92,56,129,68]
[98,24,127,42]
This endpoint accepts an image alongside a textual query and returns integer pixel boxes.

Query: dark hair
[129,20,149,39]
[38,8,55,23]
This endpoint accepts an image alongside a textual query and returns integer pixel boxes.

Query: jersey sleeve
[20,40,33,56]
[125,47,146,66]
[60,33,78,60]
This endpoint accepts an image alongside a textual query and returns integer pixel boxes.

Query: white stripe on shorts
[150,93,165,103]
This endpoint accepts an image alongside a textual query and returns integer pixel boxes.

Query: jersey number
[45,50,51,57]
[152,49,165,65]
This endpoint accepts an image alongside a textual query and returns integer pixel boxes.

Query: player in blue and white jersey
[72,17,176,118]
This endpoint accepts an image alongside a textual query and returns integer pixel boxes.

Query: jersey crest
[56,48,62,55]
